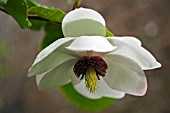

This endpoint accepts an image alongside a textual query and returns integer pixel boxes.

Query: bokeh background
[0,0,169,113]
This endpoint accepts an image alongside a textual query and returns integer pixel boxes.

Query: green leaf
[26,0,38,8]
[61,84,115,111]
[41,23,64,49]
[26,1,46,31]
[0,0,7,5]
[106,28,114,37]
[2,0,31,28]
[29,20,46,31]
[28,6,66,23]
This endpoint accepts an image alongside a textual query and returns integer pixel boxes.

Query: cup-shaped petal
[66,36,116,56]
[107,36,161,70]
[62,8,106,37]
[36,59,77,90]
[28,38,76,76]
[74,78,125,99]
[104,54,147,96]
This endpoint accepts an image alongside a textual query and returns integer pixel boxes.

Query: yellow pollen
[85,68,98,93]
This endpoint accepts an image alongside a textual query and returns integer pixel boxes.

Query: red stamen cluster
[73,56,108,80]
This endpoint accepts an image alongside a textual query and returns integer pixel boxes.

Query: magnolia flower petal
[62,7,105,27]
[66,36,116,54]
[107,36,161,70]
[28,38,76,77]
[36,59,77,91]
[104,54,147,96]
[70,72,81,85]
[74,78,125,99]
[62,7,106,37]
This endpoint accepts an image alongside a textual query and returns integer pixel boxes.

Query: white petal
[36,71,48,86]
[104,55,147,96]
[62,7,105,26]
[107,36,161,70]
[73,78,125,99]
[66,36,116,54]
[28,38,76,76]
[70,72,81,85]
[62,8,106,37]
[36,59,77,91]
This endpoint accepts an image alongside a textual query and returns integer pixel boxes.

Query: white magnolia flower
[28,8,161,99]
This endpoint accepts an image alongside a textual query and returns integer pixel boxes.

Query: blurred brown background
[0,0,169,113]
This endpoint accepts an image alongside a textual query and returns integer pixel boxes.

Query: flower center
[73,56,108,93]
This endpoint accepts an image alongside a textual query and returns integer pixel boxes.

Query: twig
[72,0,82,10]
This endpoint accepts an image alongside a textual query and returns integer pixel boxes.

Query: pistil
[85,68,98,93]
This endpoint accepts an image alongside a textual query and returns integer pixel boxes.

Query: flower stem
[72,0,82,10]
